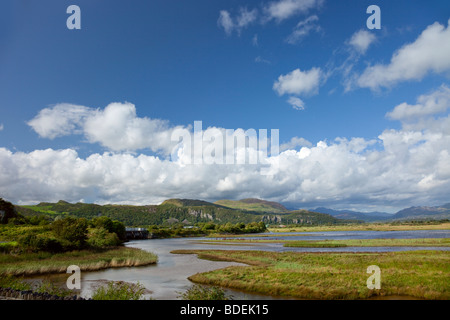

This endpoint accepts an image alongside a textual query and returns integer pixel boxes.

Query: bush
[90,217,126,241]
[91,281,146,300]
[87,227,121,248]
[52,217,88,249]
[178,284,232,300]
[0,198,19,224]
[0,241,18,253]
[17,234,63,253]
[36,280,73,297]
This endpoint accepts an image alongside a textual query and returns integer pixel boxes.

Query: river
[75,229,450,300]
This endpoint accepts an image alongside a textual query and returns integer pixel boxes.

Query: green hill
[214,198,289,213]
[14,198,355,227]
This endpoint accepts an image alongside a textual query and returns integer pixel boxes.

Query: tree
[0,198,18,224]
[52,217,88,249]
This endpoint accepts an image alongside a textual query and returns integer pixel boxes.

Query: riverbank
[268,222,450,233]
[0,246,157,276]
[174,249,450,300]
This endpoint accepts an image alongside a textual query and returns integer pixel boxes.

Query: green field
[173,249,450,300]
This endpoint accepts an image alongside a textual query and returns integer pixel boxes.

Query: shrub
[0,241,18,253]
[17,234,63,253]
[91,281,146,300]
[178,284,232,300]
[52,217,88,249]
[87,227,121,248]
[36,280,73,297]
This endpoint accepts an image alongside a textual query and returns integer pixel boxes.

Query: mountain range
[13,198,450,226]
[312,204,450,222]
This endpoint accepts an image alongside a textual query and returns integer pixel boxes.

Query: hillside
[214,198,289,213]
[392,203,450,220]
[15,198,351,227]
[313,207,393,222]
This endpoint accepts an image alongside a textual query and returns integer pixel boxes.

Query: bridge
[125,228,149,240]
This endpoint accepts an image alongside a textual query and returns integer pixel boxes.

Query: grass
[21,205,61,215]
[173,249,450,300]
[0,247,158,276]
[283,238,450,248]
[268,222,450,233]
[194,237,450,248]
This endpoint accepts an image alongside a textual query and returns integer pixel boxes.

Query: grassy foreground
[0,247,157,276]
[173,249,450,300]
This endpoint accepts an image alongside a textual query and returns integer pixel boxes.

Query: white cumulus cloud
[5,86,450,211]
[348,29,376,54]
[386,84,450,121]
[273,67,322,96]
[263,0,324,22]
[27,102,185,155]
[358,19,450,90]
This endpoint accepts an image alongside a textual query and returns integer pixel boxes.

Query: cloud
[217,10,234,35]
[218,0,323,36]
[255,56,271,64]
[386,84,450,121]
[358,19,450,90]
[252,34,258,46]
[218,8,258,35]
[285,15,321,44]
[27,103,94,139]
[348,29,376,54]
[280,136,312,151]
[273,67,322,96]
[8,86,450,210]
[27,102,184,154]
[0,124,3,131]
[263,0,324,22]
[286,96,305,110]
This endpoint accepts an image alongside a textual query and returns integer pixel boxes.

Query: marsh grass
[91,281,146,300]
[284,238,450,248]
[268,222,450,233]
[176,249,450,300]
[177,284,232,300]
[0,247,157,276]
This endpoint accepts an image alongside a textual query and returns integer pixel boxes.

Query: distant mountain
[392,203,450,220]
[313,207,393,222]
[313,203,450,222]
[214,198,289,213]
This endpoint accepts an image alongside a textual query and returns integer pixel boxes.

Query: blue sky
[1,0,450,212]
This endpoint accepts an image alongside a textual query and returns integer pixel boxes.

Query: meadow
[173,249,450,300]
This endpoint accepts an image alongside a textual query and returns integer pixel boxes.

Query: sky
[0,0,450,212]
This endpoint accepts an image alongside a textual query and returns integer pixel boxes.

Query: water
[26,229,450,300]
[76,229,450,300]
